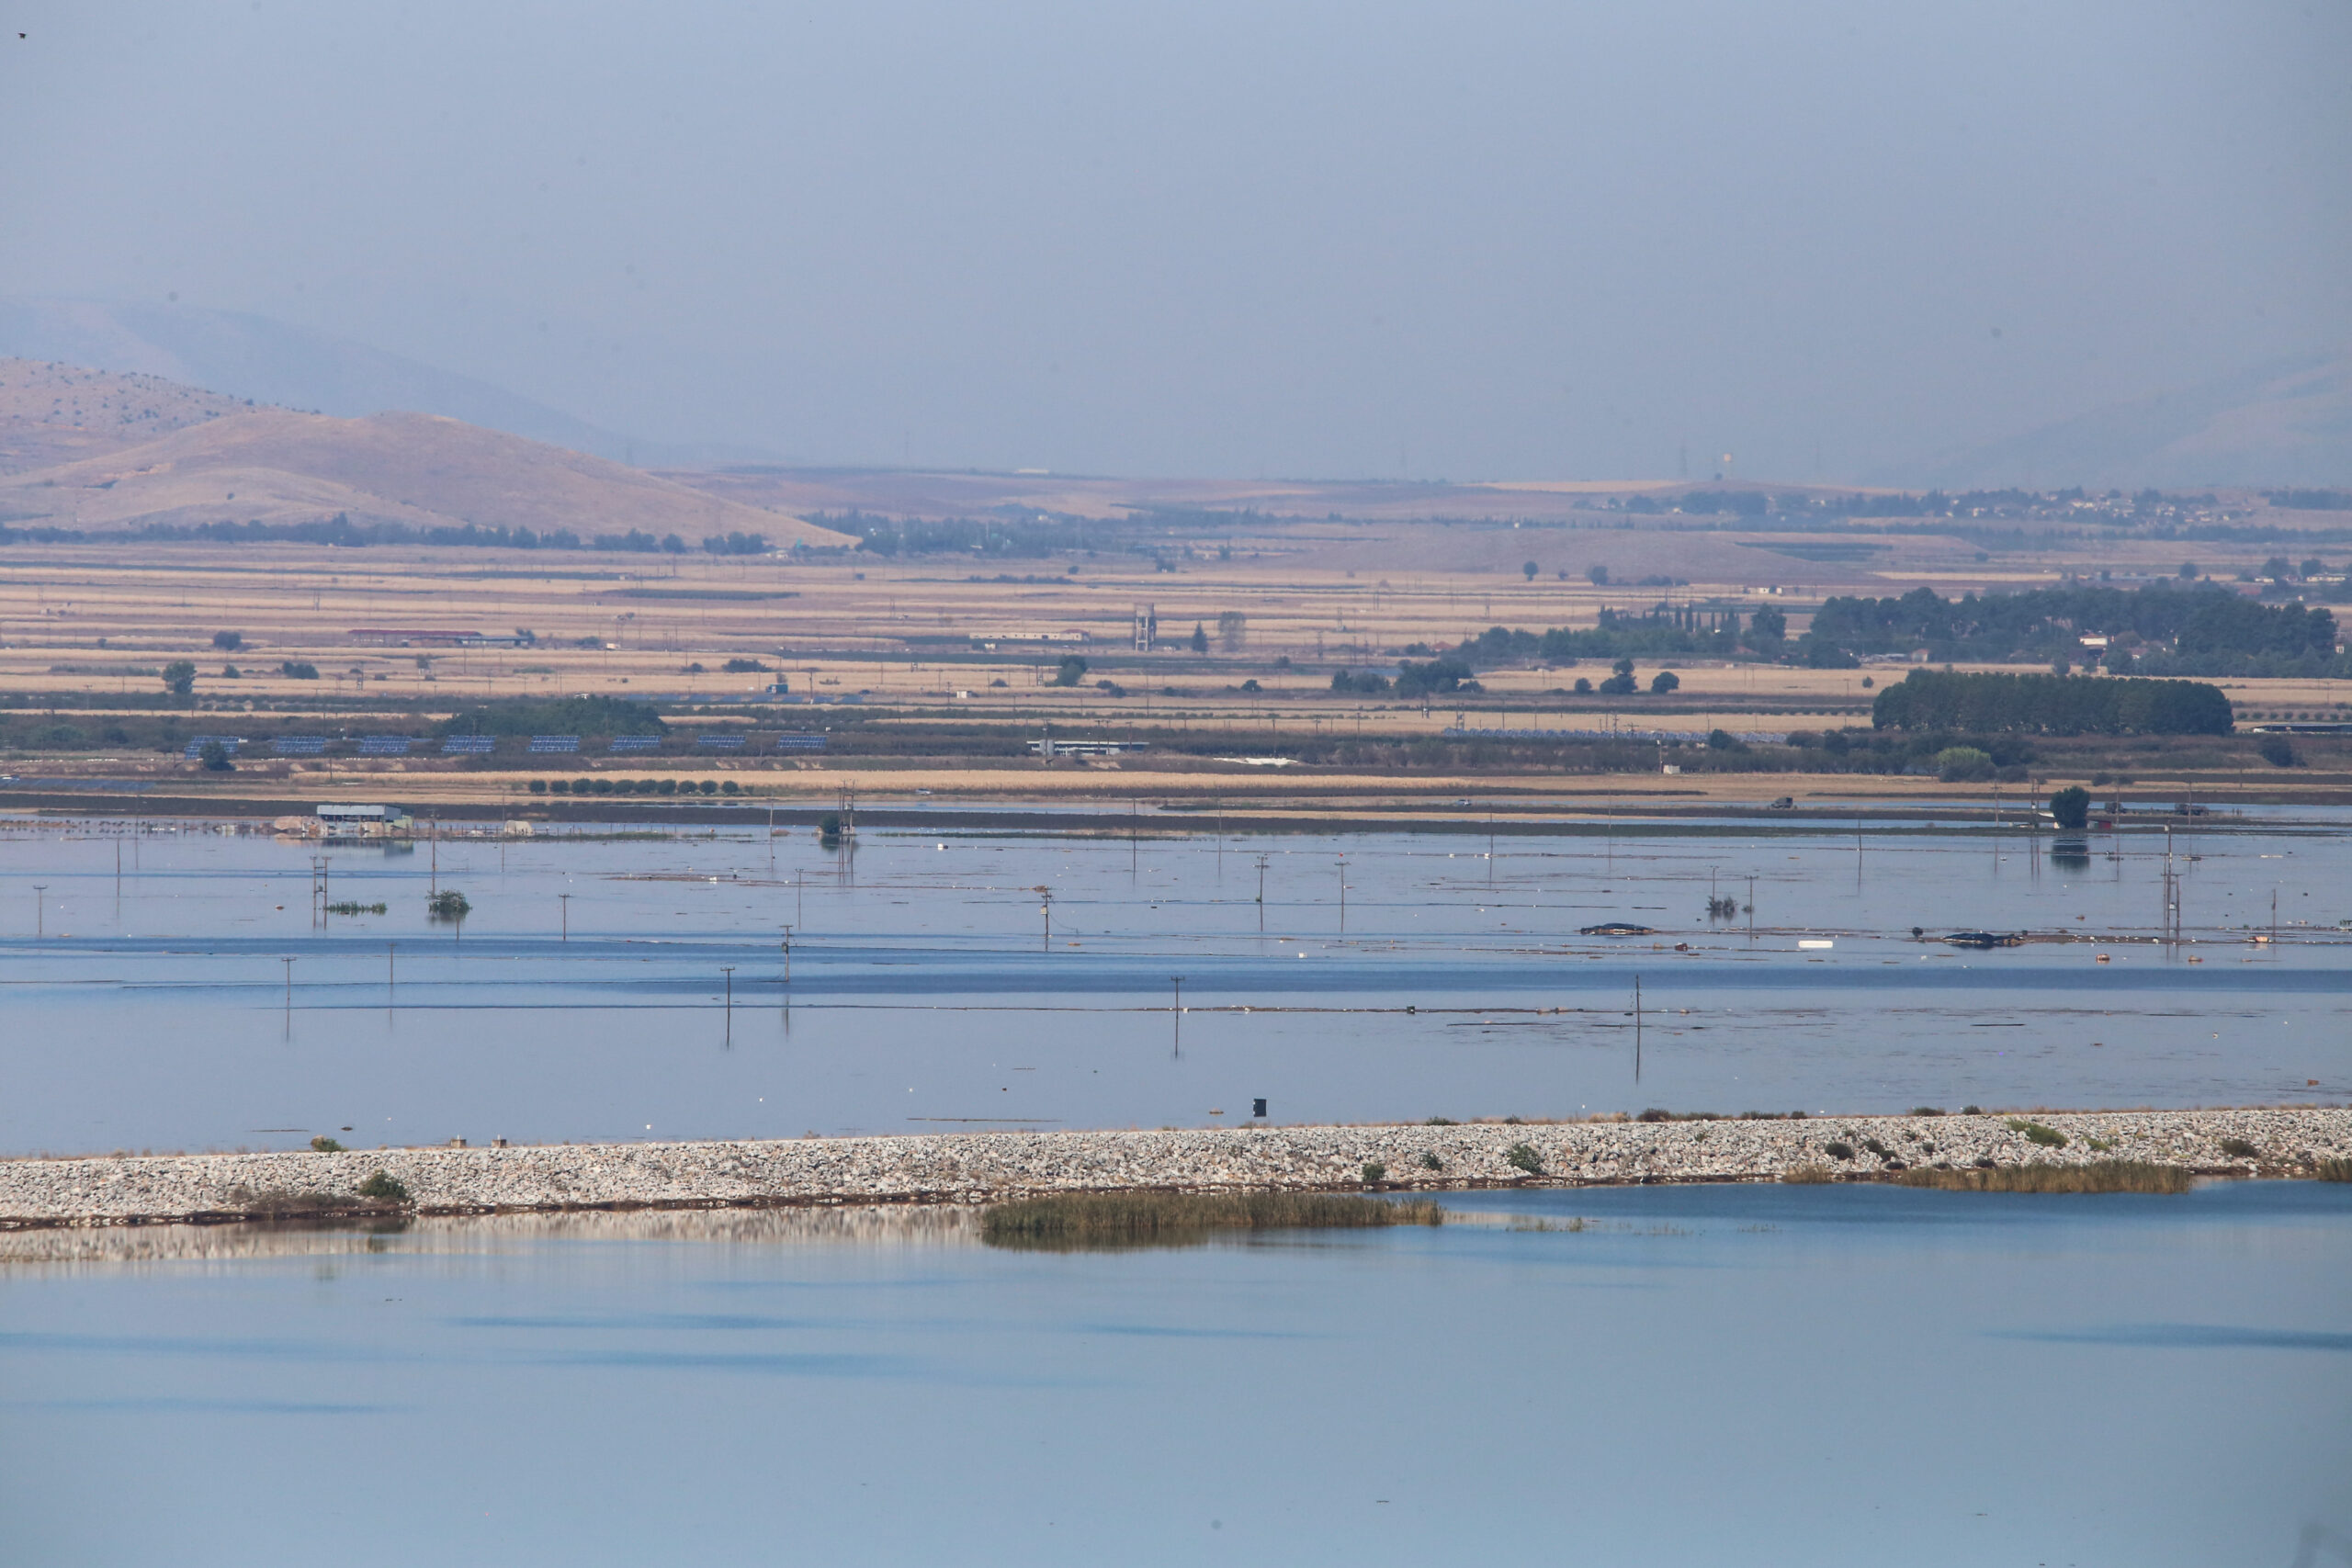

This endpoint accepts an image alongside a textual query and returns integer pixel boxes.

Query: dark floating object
[1942,931,2024,949]
[1581,921,1657,937]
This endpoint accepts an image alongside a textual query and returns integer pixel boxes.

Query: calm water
[2,810,2349,1152]
[2,1181,2346,1565]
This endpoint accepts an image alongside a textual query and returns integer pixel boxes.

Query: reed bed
[2314,1156,2352,1182]
[981,1190,1444,1249]
[1895,1161,2192,1195]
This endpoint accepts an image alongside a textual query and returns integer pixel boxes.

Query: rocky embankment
[3,1108,2346,1229]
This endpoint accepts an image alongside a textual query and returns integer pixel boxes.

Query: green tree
[1216,611,1247,651]
[1189,622,1209,654]
[1648,670,1679,694]
[2048,784,2090,829]
[1521,560,1538,581]
[1586,564,1609,585]
[1937,745,1995,782]
[1746,606,1787,649]
[1052,654,1089,686]
[162,660,197,699]
[198,739,233,772]
[211,631,242,651]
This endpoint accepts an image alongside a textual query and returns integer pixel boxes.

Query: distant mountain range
[1889,351,2352,491]
[0,298,777,468]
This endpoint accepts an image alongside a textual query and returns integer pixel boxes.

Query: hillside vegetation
[0,368,855,549]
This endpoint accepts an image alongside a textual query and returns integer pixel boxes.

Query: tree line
[1871,669,2233,736]
[0,515,772,555]
[1811,582,2338,667]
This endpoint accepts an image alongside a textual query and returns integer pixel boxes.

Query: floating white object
[1798,939,1835,950]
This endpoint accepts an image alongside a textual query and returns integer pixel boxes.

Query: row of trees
[1871,669,2233,735]
[1457,605,1787,664]
[103,515,771,555]
[1810,582,2339,663]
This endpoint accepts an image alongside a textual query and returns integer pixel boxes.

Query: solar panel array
[775,733,828,750]
[608,735,662,752]
[695,735,746,750]
[181,736,243,759]
[272,736,328,757]
[442,735,495,755]
[528,735,581,753]
[358,736,414,756]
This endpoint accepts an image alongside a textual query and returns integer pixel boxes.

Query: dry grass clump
[1781,1165,1837,1184]
[1895,1161,2190,1195]
[981,1190,1442,1250]
[2314,1156,2352,1182]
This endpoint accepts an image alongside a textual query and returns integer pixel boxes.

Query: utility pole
[1170,976,1183,1056]
[30,885,45,940]
[1634,974,1644,1083]
[780,925,792,985]
[1336,855,1346,933]
[559,893,571,942]
[1035,886,1053,951]
[1254,854,1270,931]
[721,966,734,1042]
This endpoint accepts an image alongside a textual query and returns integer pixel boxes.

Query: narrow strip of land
[3,1109,2343,1229]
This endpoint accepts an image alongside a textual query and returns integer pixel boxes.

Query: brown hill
[0,357,258,473]
[0,401,854,547]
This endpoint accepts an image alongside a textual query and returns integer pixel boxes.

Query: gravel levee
[4,1108,2346,1229]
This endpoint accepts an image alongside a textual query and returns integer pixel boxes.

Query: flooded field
[3,1182,2346,1566]
[1,807,2348,1155]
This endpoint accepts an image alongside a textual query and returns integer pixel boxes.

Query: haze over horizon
[4,1,2346,483]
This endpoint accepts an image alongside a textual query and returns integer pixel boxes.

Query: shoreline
[5,1108,2346,1232]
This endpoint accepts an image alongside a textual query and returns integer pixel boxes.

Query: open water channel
[1,1181,2346,1565]
[0,807,2347,1154]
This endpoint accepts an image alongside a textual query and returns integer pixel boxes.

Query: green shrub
[2007,1119,2066,1148]
[427,889,471,921]
[1825,1140,1856,1161]
[356,1170,413,1204]
[528,778,548,794]
[1503,1142,1544,1176]
[1418,1151,1443,1171]
[2217,1136,2259,1158]
[1361,1162,1387,1186]
[309,1135,345,1153]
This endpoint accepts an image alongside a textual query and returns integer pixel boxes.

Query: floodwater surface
[1,1181,2346,1566]
[1,811,2347,1153]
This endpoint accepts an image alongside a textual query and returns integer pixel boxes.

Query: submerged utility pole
[1634,974,1644,1083]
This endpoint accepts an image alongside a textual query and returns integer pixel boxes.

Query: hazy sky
[4,0,2346,479]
